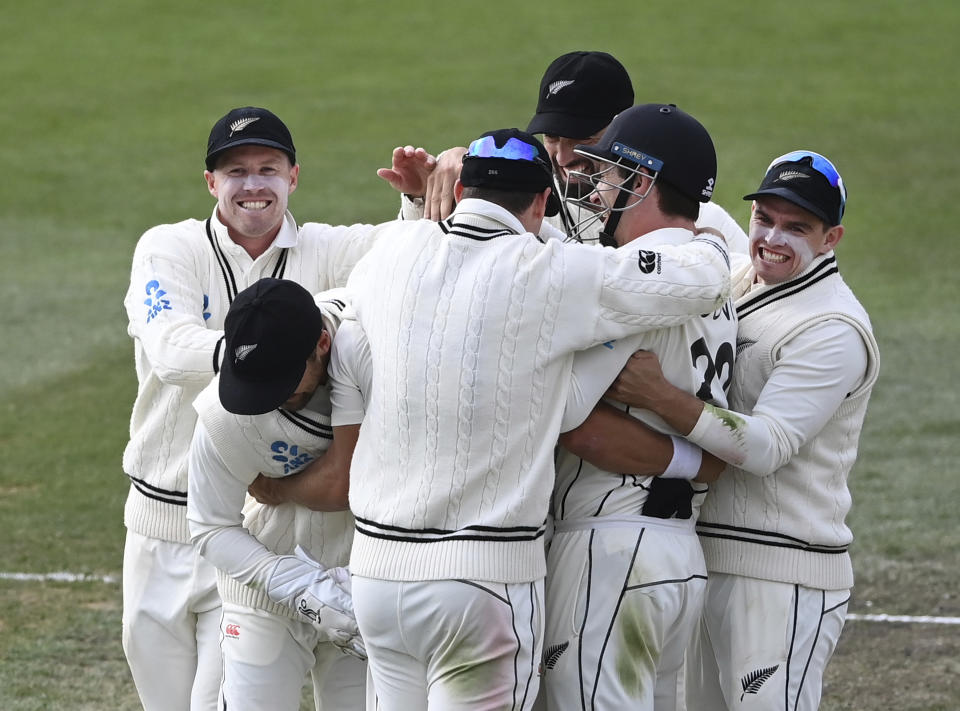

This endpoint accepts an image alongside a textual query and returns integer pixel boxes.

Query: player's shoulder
[297,218,401,241]
[136,218,208,251]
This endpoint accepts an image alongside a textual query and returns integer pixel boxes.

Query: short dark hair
[609,165,699,222]
[655,179,700,221]
[461,186,538,216]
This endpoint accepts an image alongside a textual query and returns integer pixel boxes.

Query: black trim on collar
[737,255,838,321]
[278,408,333,439]
[206,218,238,303]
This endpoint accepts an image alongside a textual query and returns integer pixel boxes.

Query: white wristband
[661,436,702,480]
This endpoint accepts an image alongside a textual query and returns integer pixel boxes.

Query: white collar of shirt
[208,208,299,250]
[452,198,529,236]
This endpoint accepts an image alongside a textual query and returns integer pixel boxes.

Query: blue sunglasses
[769,150,846,220]
[467,135,547,166]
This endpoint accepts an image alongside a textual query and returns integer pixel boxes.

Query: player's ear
[288,163,300,194]
[315,328,332,358]
[822,224,844,253]
[204,170,218,198]
[454,179,464,204]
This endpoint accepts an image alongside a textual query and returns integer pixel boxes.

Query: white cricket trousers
[122,530,222,711]
[218,602,366,710]
[353,576,544,711]
[543,519,707,711]
[685,573,849,711]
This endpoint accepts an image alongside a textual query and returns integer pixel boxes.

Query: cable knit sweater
[346,198,731,584]
[688,253,881,589]
[122,207,393,543]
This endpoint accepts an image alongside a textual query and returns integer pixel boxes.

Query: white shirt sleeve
[329,320,372,427]
[686,319,869,475]
[561,334,644,432]
[186,421,282,587]
[125,227,223,384]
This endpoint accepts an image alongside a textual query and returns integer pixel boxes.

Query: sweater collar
[737,251,839,317]
[448,198,528,236]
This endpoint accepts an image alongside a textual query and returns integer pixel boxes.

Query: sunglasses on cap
[467,136,549,167]
[768,150,847,221]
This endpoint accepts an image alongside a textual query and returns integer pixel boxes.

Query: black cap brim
[527,112,610,139]
[743,187,834,226]
[206,139,296,171]
[218,358,305,415]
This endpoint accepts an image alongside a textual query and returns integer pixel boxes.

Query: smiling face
[543,131,604,196]
[749,196,844,284]
[204,145,299,245]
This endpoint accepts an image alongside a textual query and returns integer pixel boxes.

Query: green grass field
[1,1,958,708]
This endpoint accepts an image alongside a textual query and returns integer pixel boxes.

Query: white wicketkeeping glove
[265,545,366,659]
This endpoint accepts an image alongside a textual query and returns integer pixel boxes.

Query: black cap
[219,278,325,415]
[526,51,634,138]
[577,103,717,203]
[205,107,296,171]
[744,153,846,226]
[460,128,561,216]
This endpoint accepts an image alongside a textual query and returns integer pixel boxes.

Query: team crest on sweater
[143,280,172,323]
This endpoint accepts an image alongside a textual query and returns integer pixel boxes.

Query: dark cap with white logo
[218,278,325,415]
[526,51,634,139]
[744,152,846,226]
[205,107,296,171]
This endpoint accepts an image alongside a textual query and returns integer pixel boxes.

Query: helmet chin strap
[598,174,637,248]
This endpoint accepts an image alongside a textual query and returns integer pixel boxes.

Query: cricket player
[120,106,428,710]
[539,103,738,710]
[187,280,365,711]
[344,127,731,710]
[605,150,880,711]
[385,51,748,253]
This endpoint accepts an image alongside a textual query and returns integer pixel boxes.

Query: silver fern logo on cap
[776,169,808,182]
[547,80,575,96]
[229,117,260,137]
[234,343,258,362]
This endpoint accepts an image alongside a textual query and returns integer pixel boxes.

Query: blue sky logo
[271,441,314,474]
[144,280,172,323]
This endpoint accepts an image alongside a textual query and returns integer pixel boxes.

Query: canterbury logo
[225,623,240,638]
[234,344,258,362]
[741,665,779,700]
[543,642,569,670]
[776,169,808,181]
[229,117,260,137]
[547,80,575,96]
[638,249,658,274]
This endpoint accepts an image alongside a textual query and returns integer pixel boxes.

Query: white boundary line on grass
[846,612,960,625]
[1,571,119,584]
[2,571,959,625]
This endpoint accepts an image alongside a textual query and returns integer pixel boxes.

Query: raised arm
[376,144,437,199]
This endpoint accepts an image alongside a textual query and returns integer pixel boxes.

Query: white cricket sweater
[122,207,393,543]
[690,253,881,589]
[187,292,354,619]
[346,198,731,584]
[553,226,739,523]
